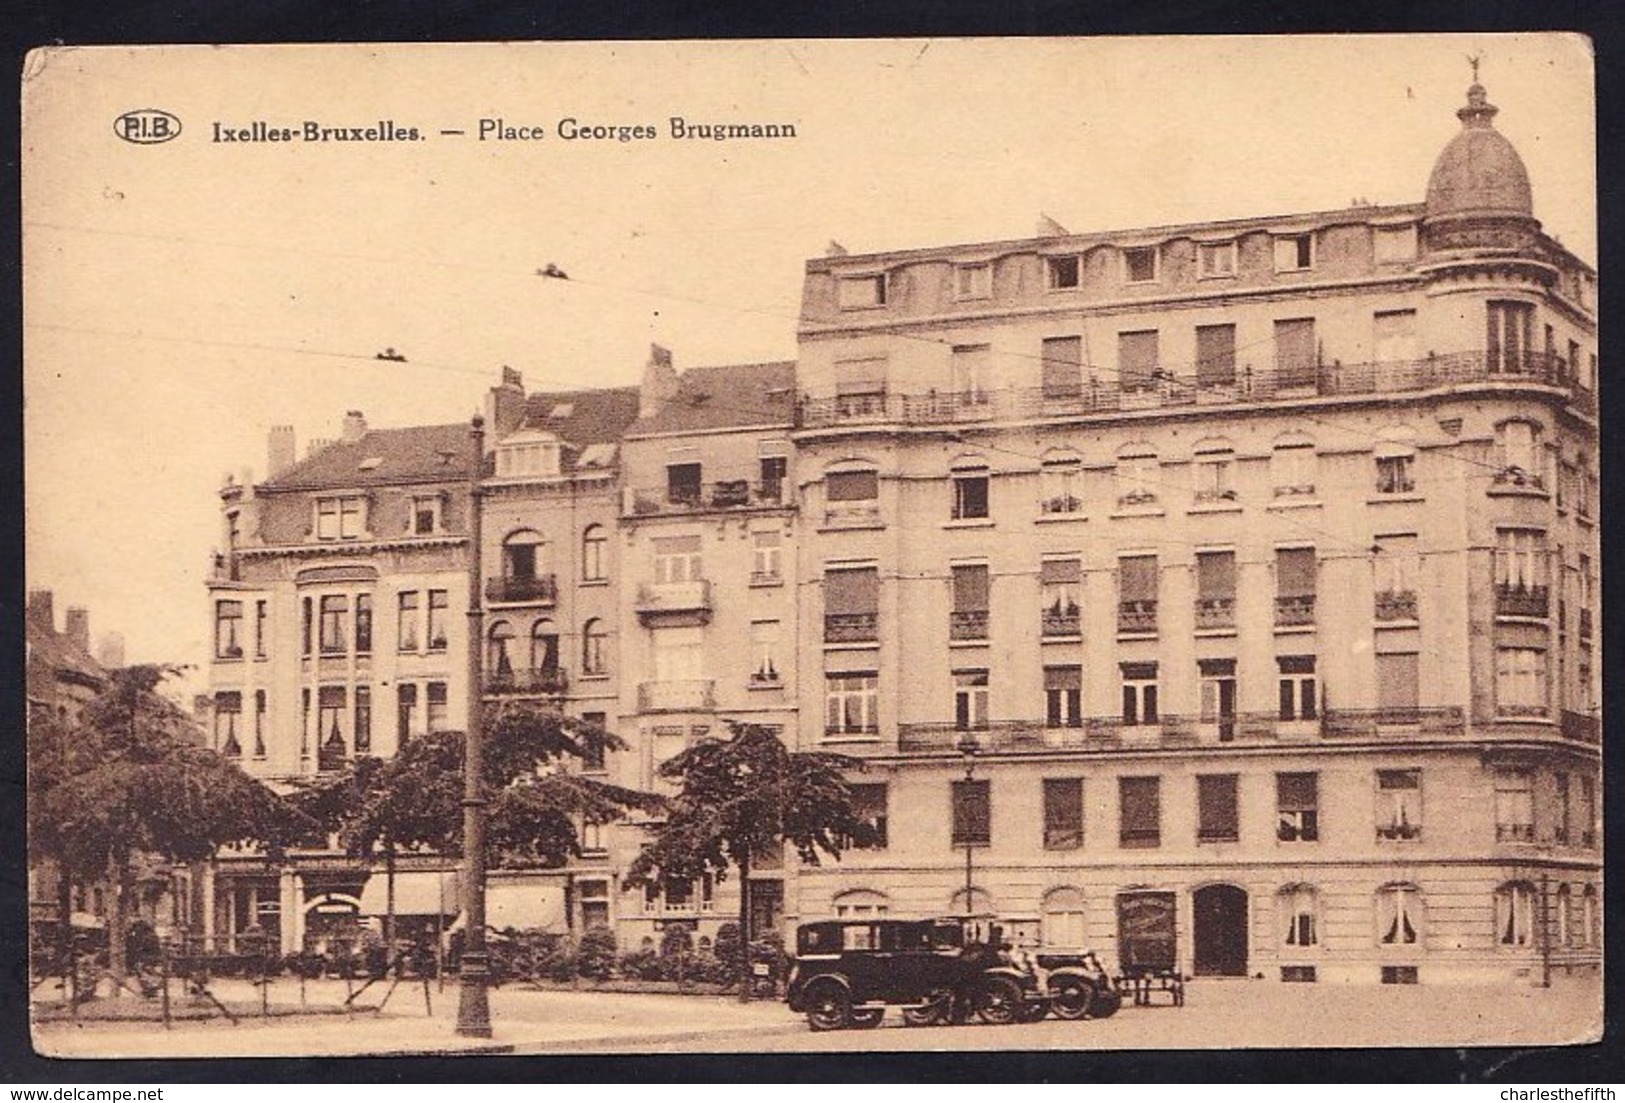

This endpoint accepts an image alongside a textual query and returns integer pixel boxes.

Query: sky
[22,35,1596,695]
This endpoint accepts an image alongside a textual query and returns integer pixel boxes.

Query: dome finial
[1458,53,1498,127]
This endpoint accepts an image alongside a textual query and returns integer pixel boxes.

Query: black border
[6,0,1621,1085]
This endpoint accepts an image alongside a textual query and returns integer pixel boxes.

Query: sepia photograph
[21,34,1600,1062]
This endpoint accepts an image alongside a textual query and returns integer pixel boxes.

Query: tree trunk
[106,856,128,998]
[737,851,751,1002]
[384,836,397,954]
[56,869,73,992]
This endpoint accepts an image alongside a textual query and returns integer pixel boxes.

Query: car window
[841,925,876,951]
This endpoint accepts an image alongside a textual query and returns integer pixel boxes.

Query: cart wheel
[973,976,1023,1025]
[805,983,854,1031]
[1049,978,1093,1021]
[902,988,952,1026]
[851,1008,884,1029]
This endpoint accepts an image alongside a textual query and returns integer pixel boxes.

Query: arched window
[832,889,890,918]
[948,887,995,916]
[582,525,608,582]
[1116,444,1159,507]
[1374,427,1418,495]
[1376,883,1423,946]
[1495,881,1537,947]
[582,618,608,676]
[501,531,549,601]
[531,619,559,675]
[1271,434,1317,498]
[1042,887,1087,948]
[1556,884,1573,947]
[1582,885,1598,947]
[1280,884,1319,947]
[487,620,515,676]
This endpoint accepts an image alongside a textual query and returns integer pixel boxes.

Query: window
[837,274,887,310]
[253,690,267,757]
[1496,648,1547,716]
[653,534,703,584]
[1555,772,1571,844]
[1495,528,1548,613]
[1119,776,1160,848]
[1119,554,1158,634]
[1116,448,1159,507]
[1197,774,1239,843]
[1495,420,1544,488]
[824,566,879,643]
[954,263,992,301]
[951,467,990,520]
[300,688,310,756]
[581,525,608,582]
[215,600,244,659]
[1043,779,1084,849]
[1373,309,1419,364]
[951,779,991,847]
[1377,884,1422,946]
[529,621,560,678]
[426,590,448,650]
[579,712,607,771]
[1040,336,1084,400]
[954,670,989,731]
[1376,652,1420,717]
[1192,445,1235,502]
[825,673,878,736]
[426,682,449,733]
[1281,885,1318,947]
[1274,233,1314,272]
[1375,769,1422,841]
[743,528,784,584]
[1276,547,1317,627]
[1045,666,1082,728]
[355,594,372,654]
[750,620,780,684]
[1555,884,1572,947]
[318,685,346,753]
[1373,534,1419,620]
[827,468,879,504]
[319,594,348,655]
[397,683,416,742]
[1271,440,1316,497]
[1373,224,1418,264]
[1494,770,1534,842]
[1195,550,1236,630]
[1121,662,1158,726]
[1495,882,1536,947]
[1375,450,1416,495]
[833,358,888,416]
[1579,774,1596,847]
[832,891,890,919]
[316,495,365,541]
[1198,658,1237,742]
[1195,324,1237,388]
[582,619,608,677]
[1487,300,1535,374]
[1197,241,1237,278]
[1042,888,1087,948]
[1582,886,1598,947]
[354,686,371,755]
[398,591,420,651]
[254,600,268,658]
[1277,772,1319,842]
[1047,256,1080,290]
[848,783,889,849]
[410,494,441,535]
[1273,318,1317,390]
[665,461,703,507]
[1277,656,1318,721]
[487,620,515,676]
[1040,455,1083,514]
[1118,330,1160,392]
[578,879,610,928]
[496,434,560,478]
[1040,559,1082,638]
[214,691,242,756]
[950,564,990,641]
[1122,245,1158,284]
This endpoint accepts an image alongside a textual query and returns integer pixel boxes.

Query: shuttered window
[1119,776,1161,848]
[825,567,879,615]
[1277,548,1317,597]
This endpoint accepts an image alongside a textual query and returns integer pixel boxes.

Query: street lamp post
[455,414,492,1038]
[957,731,979,924]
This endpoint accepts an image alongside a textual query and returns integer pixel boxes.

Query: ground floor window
[1495,881,1536,947]
[1377,883,1422,946]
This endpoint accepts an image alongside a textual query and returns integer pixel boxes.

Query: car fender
[981,965,1039,991]
[790,971,852,1012]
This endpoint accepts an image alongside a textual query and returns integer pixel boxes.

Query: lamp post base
[455,952,493,1038]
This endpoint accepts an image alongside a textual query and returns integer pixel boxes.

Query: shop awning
[358,870,461,917]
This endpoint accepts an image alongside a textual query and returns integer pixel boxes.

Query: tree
[625,722,877,998]
[28,665,313,993]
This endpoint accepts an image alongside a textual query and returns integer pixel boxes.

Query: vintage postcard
[23,35,1599,1059]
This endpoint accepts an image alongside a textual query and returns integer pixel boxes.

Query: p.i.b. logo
[114,109,182,144]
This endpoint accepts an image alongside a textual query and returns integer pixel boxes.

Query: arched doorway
[1193,883,1248,976]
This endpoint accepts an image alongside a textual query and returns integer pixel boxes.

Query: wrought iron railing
[1374,590,1418,621]
[486,574,558,604]
[1041,608,1081,637]
[950,610,989,641]
[1194,597,1235,630]
[626,481,790,516]
[1321,707,1466,739]
[635,579,713,614]
[1118,600,1157,634]
[1275,594,1316,627]
[485,668,569,696]
[637,679,716,713]
[1495,584,1549,618]
[824,612,879,643]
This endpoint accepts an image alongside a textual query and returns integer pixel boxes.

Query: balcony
[1118,600,1157,634]
[950,609,989,641]
[635,580,713,621]
[1321,707,1466,740]
[485,667,568,697]
[638,679,716,713]
[1194,597,1235,631]
[1374,590,1418,621]
[1495,584,1549,619]
[1041,607,1081,638]
[485,574,558,605]
[626,480,790,517]
[824,612,879,644]
[1275,594,1316,627]
[796,351,1596,431]
[1496,823,1536,843]
[823,502,882,529]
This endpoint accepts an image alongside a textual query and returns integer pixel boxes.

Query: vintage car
[786,917,1052,1030]
[1032,948,1123,1020]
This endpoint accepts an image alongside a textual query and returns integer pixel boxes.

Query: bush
[713,923,744,972]
[617,948,662,981]
[577,928,617,981]
[689,951,735,986]
[659,925,695,959]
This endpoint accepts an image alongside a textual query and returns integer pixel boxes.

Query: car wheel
[902,988,952,1026]
[850,1008,884,1029]
[805,984,854,1032]
[1049,978,1093,1021]
[1089,988,1123,1020]
[972,976,1024,1026]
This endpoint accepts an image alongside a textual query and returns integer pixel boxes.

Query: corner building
[788,82,1599,984]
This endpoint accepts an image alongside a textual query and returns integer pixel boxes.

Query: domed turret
[1424,83,1534,222]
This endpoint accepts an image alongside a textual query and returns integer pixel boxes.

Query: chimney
[484,367,526,445]
[640,344,680,419]
[96,632,126,670]
[268,425,296,477]
[64,607,90,653]
[27,589,54,629]
[342,410,368,443]
[307,438,334,457]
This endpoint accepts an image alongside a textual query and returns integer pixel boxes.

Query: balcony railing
[1374,590,1418,621]
[796,351,1595,430]
[1495,584,1549,618]
[825,612,879,644]
[1118,599,1157,634]
[485,667,568,696]
[635,579,713,617]
[950,609,989,641]
[1041,607,1081,637]
[1194,597,1235,630]
[823,502,882,528]
[1322,707,1466,739]
[637,679,716,713]
[1275,594,1316,627]
[1496,823,1536,843]
[626,480,789,516]
[1560,710,1599,744]
[485,574,558,604]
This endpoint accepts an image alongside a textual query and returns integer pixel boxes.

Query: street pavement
[32,974,1602,1059]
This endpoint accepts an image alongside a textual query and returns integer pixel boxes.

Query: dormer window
[411,494,442,535]
[837,273,887,310]
[315,495,366,540]
[1274,233,1315,272]
[954,263,992,301]
[1123,245,1159,284]
[1374,225,1418,264]
[1046,255,1081,290]
[496,431,562,478]
[1197,241,1237,279]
